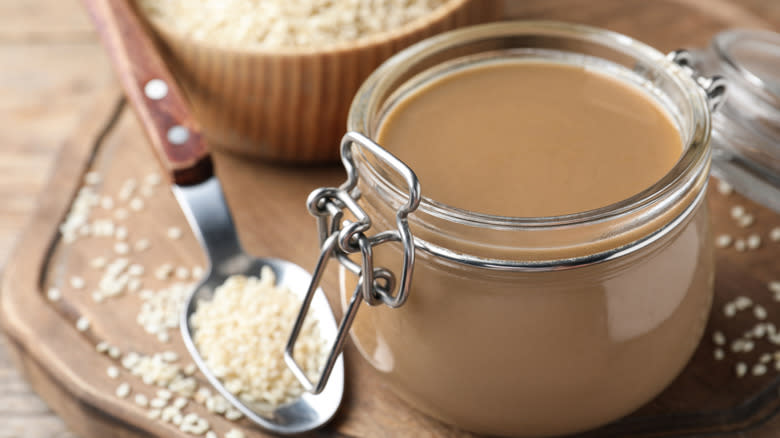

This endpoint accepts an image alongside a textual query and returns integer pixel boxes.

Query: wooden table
[0,1,777,436]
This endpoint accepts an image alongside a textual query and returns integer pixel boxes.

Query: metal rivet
[144,79,168,100]
[167,126,190,145]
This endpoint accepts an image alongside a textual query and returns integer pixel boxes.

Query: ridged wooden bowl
[141,0,500,163]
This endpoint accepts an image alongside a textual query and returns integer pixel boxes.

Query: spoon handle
[82,0,213,186]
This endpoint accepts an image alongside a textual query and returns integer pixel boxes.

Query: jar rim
[348,20,714,231]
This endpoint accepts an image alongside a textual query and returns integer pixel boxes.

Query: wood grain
[0,1,778,437]
[0,0,94,42]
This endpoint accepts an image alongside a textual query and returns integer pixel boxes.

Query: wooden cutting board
[2,1,779,437]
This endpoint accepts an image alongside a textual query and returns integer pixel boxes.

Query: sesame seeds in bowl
[133,0,500,162]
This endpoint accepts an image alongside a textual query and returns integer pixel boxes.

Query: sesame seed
[184,363,197,376]
[747,234,761,250]
[225,408,243,420]
[195,388,211,404]
[128,264,145,276]
[154,264,173,280]
[147,409,161,420]
[760,353,772,364]
[771,227,780,242]
[717,180,733,195]
[107,366,120,379]
[226,429,246,438]
[121,352,140,369]
[190,419,210,435]
[128,278,142,292]
[116,382,131,398]
[157,389,173,400]
[70,276,85,290]
[161,406,178,422]
[714,348,725,360]
[135,394,149,407]
[735,296,753,310]
[192,266,205,279]
[76,317,90,332]
[129,197,145,212]
[712,331,726,345]
[134,238,151,252]
[754,305,768,320]
[90,257,107,269]
[744,340,755,352]
[96,342,109,353]
[84,171,101,185]
[161,351,178,362]
[108,346,121,359]
[172,413,183,426]
[100,196,114,210]
[731,205,746,219]
[770,281,780,294]
[173,397,188,409]
[114,242,130,255]
[735,362,748,378]
[145,173,162,187]
[115,226,128,241]
[735,239,747,251]
[46,287,61,301]
[118,179,137,201]
[175,267,190,280]
[738,214,755,228]
[724,302,737,317]
[715,234,732,248]
[205,432,217,438]
[150,397,167,409]
[167,227,183,240]
[114,208,129,220]
[753,363,768,376]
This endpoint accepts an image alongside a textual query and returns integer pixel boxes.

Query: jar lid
[692,29,780,211]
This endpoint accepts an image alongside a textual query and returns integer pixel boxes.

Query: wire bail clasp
[668,49,728,112]
[285,132,421,394]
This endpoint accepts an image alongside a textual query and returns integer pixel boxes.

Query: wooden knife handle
[82,0,212,186]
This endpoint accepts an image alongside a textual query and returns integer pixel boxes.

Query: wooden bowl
[141,0,501,163]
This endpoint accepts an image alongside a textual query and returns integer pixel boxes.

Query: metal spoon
[83,0,344,433]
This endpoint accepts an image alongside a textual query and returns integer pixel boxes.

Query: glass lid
[693,29,780,212]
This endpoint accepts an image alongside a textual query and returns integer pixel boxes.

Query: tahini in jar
[290,21,726,437]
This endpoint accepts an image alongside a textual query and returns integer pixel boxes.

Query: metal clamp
[285,132,420,394]
[668,49,728,112]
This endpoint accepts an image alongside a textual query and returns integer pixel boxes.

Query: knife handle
[82,0,212,186]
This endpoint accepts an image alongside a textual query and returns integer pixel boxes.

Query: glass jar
[286,21,725,437]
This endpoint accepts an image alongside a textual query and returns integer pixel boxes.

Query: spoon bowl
[181,255,344,434]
